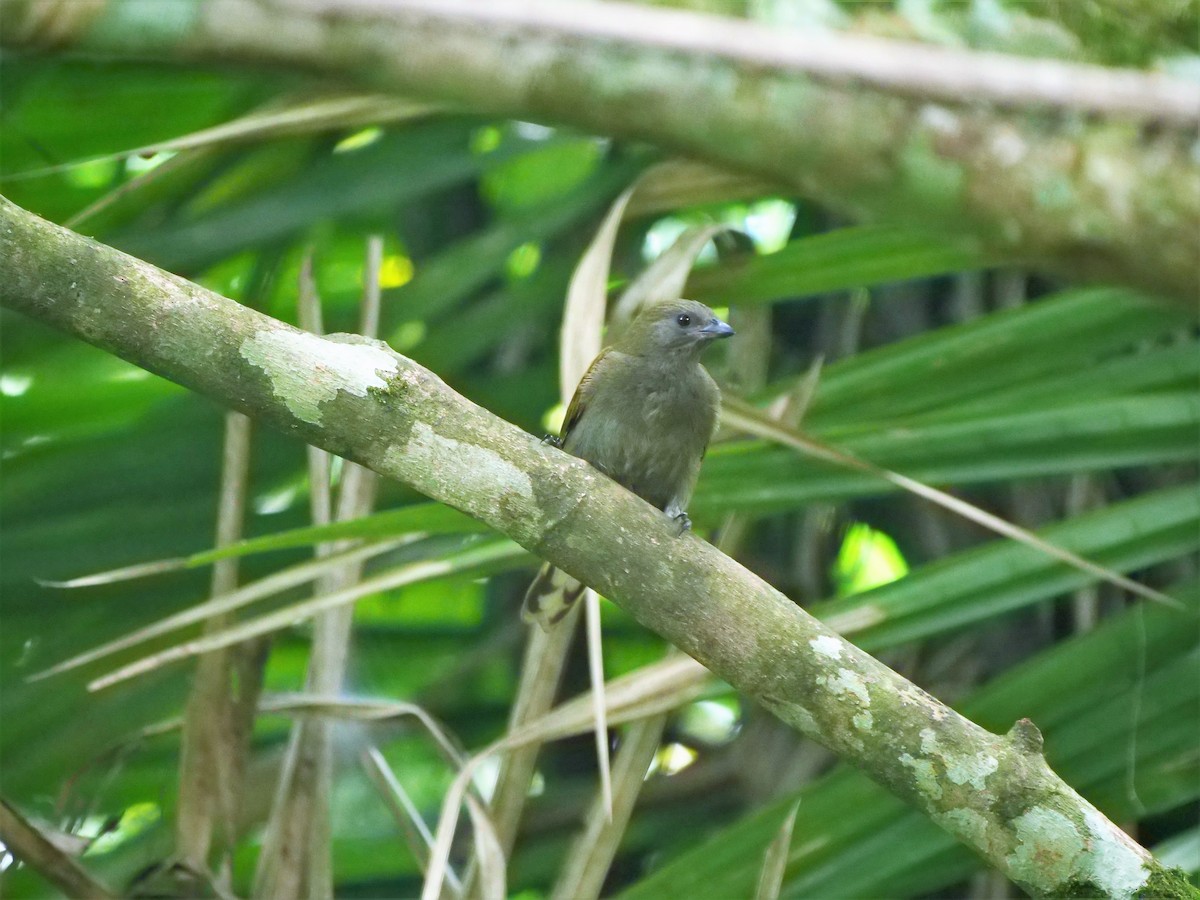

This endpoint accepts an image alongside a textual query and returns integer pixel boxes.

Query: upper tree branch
[2,0,1198,302]
[1,196,1193,897]
[309,0,1200,123]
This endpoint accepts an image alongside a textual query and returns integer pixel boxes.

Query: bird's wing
[560,347,612,441]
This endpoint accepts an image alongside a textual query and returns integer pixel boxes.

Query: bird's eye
[676,313,691,327]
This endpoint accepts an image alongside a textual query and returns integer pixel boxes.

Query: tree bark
[2,195,1193,898]
[1,0,1198,303]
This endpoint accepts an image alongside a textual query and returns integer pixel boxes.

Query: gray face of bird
[638,299,736,358]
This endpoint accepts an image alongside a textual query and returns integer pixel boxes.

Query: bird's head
[618,299,735,359]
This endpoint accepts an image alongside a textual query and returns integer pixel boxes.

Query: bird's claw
[541,434,563,448]
[672,512,692,536]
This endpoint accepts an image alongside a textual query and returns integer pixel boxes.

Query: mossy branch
[2,196,1194,897]
[2,0,1198,302]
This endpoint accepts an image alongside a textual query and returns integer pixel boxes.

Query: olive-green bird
[523,298,734,628]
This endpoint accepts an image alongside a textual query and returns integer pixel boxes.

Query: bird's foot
[671,512,692,536]
[541,434,563,448]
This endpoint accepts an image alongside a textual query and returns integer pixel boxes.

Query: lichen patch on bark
[820,668,871,707]
[239,329,397,425]
[899,752,943,800]
[917,728,999,791]
[1080,806,1150,897]
[945,751,999,791]
[809,635,842,660]
[934,807,990,849]
[1007,807,1084,887]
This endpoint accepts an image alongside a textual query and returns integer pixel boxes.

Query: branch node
[1006,717,1044,757]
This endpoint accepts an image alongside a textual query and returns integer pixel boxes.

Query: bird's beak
[699,317,735,339]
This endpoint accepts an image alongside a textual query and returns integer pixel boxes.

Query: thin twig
[361,747,463,895]
[549,715,667,900]
[32,540,411,681]
[176,409,253,877]
[584,590,613,822]
[485,605,582,857]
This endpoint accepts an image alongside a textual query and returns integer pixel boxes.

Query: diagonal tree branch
[0,195,1193,897]
[0,798,117,900]
[2,0,1198,302]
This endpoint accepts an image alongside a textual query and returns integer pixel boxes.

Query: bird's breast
[566,362,717,510]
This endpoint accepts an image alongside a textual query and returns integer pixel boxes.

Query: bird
[522,298,734,629]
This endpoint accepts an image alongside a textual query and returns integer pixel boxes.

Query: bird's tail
[521,563,587,630]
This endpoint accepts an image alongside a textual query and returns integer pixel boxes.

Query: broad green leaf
[0,59,279,220]
[817,484,1199,649]
[805,287,1188,427]
[481,136,604,213]
[697,394,1198,515]
[916,340,1200,421]
[1,343,184,454]
[88,537,530,691]
[387,156,641,340]
[687,225,991,305]
[413,255,574,373]
[186,502,487,566]
[20,93,436,180]
[111,119,538,272]
[722,397,1181,607]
